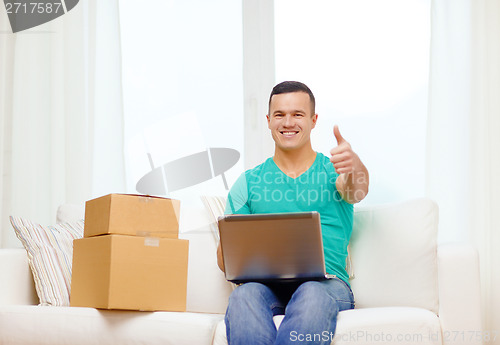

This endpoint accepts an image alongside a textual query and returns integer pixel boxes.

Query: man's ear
[266,114,271,128]
[312,114,318,128]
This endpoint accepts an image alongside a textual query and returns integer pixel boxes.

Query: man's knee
[290,281,337,310]
[229,282,270,305]
[295,281,326,299]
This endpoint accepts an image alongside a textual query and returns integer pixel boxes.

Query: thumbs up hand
[330,125,361,175]
[330,125,370,203]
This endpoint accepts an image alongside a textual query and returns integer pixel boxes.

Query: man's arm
[330,125,369,204]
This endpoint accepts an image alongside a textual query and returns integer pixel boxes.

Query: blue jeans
[225,278,355,345]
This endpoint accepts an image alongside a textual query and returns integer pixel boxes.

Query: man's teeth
[282,131,297,135]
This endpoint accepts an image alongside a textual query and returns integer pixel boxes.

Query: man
[217,81,369,345]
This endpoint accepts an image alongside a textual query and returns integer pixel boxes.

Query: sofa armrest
[0,249,38,305]
[438,244,482,345]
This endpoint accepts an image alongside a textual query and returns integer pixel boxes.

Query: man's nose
[284,114,294,127]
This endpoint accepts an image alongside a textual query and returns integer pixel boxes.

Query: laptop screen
[218,212,329,283]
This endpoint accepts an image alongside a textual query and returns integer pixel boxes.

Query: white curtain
[0,0,125,248]
[427,0,500,339]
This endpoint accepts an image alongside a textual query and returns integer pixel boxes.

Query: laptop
[218,211,335,284]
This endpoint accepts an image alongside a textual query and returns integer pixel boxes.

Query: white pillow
[200,195,226,242]
[9,216,84,306]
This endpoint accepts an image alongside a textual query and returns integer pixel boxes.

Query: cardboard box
[84,194,180,238]
[70,235,188,312]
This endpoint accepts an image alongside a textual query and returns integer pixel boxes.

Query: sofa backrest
[349,198,439,314]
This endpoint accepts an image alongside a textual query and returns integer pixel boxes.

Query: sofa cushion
[0,305,223,345]
[9,217,84,306]
[212,307,442,345]
[349,198,439,313]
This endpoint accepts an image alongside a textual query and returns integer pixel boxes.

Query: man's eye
[295,114,304,117]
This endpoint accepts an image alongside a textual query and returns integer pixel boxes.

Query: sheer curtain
[427,0,500,339]
[119,0,244,204]
[0,0,125,248]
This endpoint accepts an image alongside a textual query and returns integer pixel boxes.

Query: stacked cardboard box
[70,194,188,312]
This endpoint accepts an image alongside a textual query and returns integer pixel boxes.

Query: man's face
[267,91,318,152]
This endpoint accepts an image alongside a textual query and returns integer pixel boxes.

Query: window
[274,0,431,204]
[119,0,431,205]
[120,0,244,201]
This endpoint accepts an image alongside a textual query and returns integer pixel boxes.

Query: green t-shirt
[224,152,353,284]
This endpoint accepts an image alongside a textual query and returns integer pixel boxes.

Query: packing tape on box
[138,196,154,203]
[136,230,177,237]
[144,237,160,247]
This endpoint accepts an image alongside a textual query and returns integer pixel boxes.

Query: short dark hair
[268,81,316,114]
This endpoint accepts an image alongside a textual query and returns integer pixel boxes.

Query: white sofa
[0,198,483,345]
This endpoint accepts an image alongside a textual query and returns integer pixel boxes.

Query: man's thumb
[334,125,345,144]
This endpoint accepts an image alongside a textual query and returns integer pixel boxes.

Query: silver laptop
[218,211,335,284]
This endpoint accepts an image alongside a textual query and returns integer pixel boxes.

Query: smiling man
[218,81,369,345]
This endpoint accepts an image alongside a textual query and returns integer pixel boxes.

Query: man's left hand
[330,125,363,175]
[330,125,369,203]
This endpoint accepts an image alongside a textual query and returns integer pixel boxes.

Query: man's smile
[280,131,299,137]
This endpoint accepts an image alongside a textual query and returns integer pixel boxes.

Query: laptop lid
[218,211,332,284]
